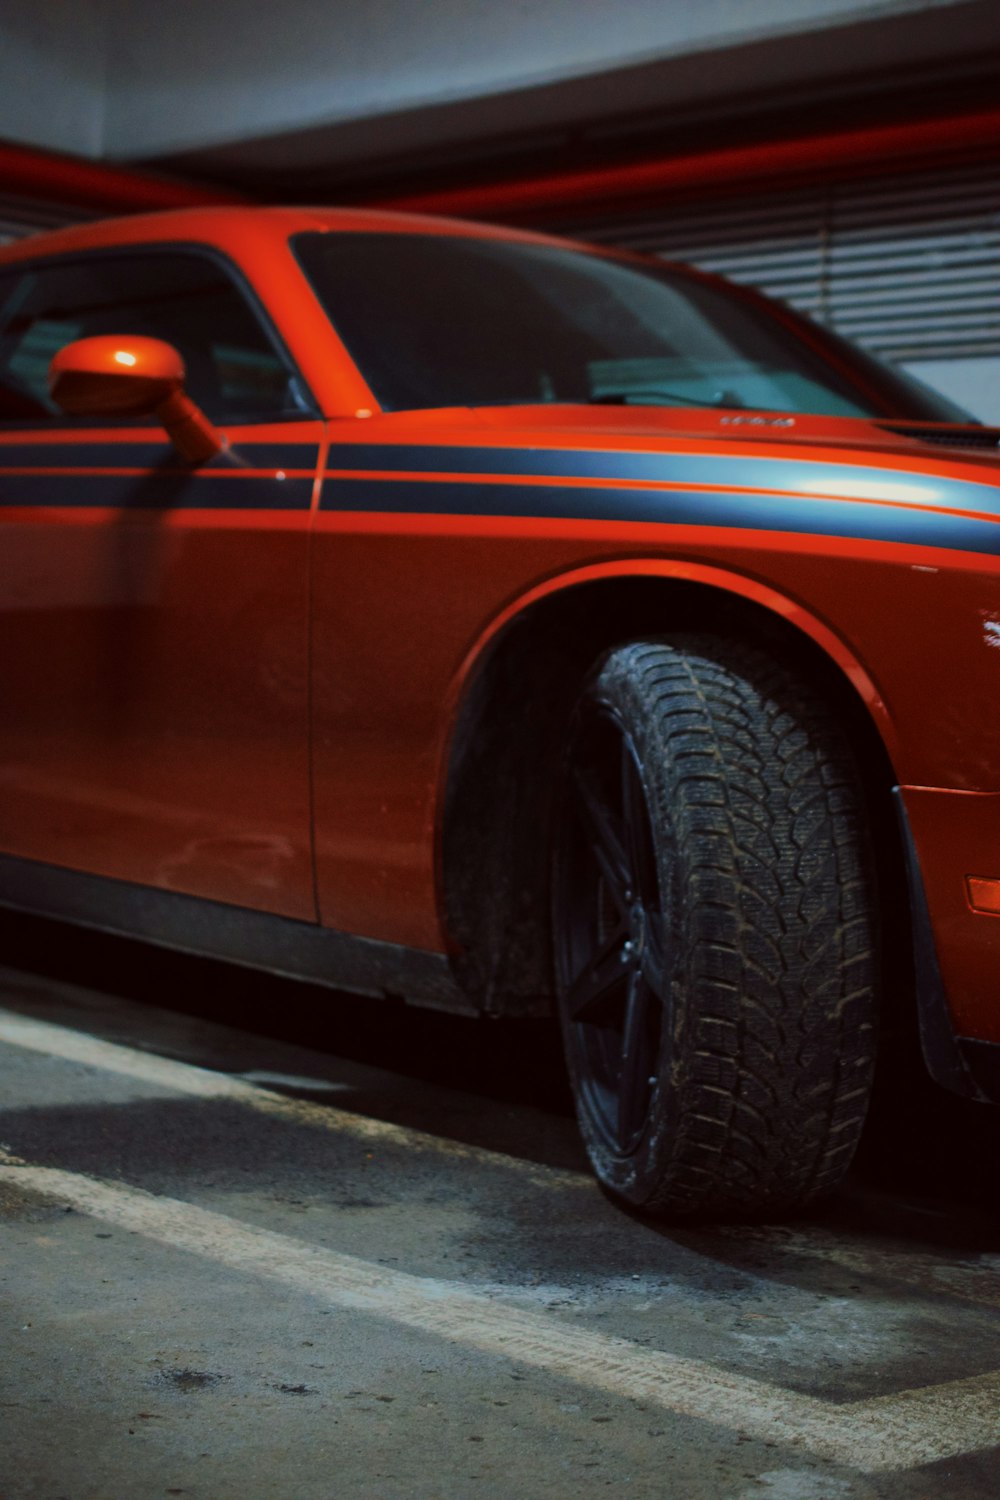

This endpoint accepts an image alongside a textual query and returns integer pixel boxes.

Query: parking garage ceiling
[2,0,1000,205]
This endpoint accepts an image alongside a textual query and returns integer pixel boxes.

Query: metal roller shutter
[0,194,88,246]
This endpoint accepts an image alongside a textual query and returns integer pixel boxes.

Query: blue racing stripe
[321,476,1000,555]
[325,443,1000,518]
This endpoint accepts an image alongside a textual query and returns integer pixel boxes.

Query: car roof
[0,205,595,268]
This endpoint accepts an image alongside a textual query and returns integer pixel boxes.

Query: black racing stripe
[321,477,1000,556]
[0,443,176,468]
[0,474,313,510]
[0,442,320,471]
[328,442,685,479]
[231,444,320,471]
[328,442,677,479]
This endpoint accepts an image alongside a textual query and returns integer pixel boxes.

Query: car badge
[719,415,796,427]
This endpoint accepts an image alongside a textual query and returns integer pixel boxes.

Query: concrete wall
[0,0,986,166]
[902,358,1000,425]
[0,0,108,157]
[99,0,970,160]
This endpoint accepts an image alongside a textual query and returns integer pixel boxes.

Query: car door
[0,246,322,921]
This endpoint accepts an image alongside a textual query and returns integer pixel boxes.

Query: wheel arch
[438,559,907,1019]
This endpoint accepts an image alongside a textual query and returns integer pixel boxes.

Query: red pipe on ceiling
[381,106,1000,219]
[3,106,996,222]
[0,138,245,213]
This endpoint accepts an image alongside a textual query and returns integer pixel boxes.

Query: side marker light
[966,876,1000,915]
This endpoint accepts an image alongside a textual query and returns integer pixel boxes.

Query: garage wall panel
[0,0,108,157]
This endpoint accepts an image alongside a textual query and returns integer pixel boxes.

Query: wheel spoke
[617,972,656,1149]
[571,766,633,914]
[621,742,656,903]
[558,707,671,1160]
[566,916,630,1023]
[639,927,666,998]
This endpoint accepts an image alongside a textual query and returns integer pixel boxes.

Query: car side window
[0,249,310,425]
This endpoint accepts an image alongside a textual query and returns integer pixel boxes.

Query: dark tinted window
[293,230,970,421]
[0,250,310,425]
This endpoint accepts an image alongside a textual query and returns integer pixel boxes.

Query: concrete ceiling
[2,0,998,198]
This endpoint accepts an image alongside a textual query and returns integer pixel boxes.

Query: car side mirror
[48,334,223,465]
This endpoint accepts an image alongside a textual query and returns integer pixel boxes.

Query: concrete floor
[1,912,999,1499]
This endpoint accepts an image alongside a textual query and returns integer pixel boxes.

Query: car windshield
[293,230,972,421]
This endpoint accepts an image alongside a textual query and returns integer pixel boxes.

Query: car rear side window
[0,250,310,426]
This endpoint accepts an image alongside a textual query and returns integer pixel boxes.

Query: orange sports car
[1,206,998,1217]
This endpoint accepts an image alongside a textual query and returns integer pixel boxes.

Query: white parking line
[3,1003,1000,1308]
[1,1157,998,1474]
[0,1006,588,1188]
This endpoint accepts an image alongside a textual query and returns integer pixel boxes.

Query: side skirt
[0,854,473,1016]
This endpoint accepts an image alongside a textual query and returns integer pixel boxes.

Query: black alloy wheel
[554,705,669,1160]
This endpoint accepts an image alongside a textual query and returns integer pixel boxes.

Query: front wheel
[552,637,878,1219]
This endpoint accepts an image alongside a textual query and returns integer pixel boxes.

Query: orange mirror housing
[49,334,185,415]
[48,335,222,464]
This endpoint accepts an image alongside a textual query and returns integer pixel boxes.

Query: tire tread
[573,635,878,1218]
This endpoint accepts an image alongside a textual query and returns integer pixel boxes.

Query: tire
[552,636,878,1219]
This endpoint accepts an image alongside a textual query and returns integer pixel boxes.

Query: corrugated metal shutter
[566,161,1000,365]
[0,194,87,246]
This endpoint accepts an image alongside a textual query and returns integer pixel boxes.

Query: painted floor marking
[3,1002,1000,1306]
[0,1005,587,1188]
[0,1158,998,1474]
